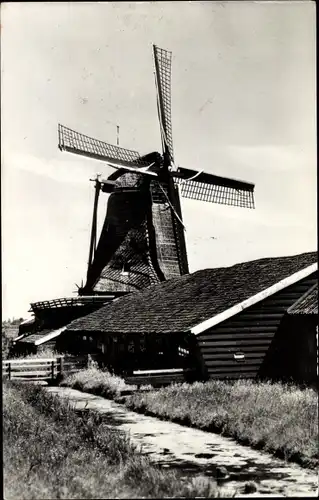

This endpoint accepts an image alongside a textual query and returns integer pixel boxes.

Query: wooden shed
[10,295,115,357]
[273,283,318,384]
[64,251,317,383]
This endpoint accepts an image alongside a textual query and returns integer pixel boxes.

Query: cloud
[2,150,114,187]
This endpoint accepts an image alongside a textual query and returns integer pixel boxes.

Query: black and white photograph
[2,1,318,498]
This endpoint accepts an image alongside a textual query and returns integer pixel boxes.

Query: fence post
[8,362,11,381]
[58,356,64,379]
[51,360,55,380]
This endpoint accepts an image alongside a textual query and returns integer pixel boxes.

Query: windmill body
[58,45,255,297]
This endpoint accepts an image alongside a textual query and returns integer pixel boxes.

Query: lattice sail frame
[174,178,255,209]
[58,45,255,210]
[58,124,149,167]
[153,46,174,162]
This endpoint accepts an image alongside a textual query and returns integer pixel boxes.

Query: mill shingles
[66,251,317,334]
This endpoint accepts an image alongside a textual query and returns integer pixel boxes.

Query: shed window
[234,352,245,362]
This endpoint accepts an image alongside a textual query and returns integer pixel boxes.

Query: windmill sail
[173,167,255,209]
[58,124,149,167]
[153,45,174,163]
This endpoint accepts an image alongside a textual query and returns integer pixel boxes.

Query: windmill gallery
[13,46,318,385]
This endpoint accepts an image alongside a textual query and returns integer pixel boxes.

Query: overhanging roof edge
[34,326,67,346]
[190,262,318,336]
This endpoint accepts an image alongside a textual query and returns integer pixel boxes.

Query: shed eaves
[287,282,318,315]
[66,251,317,335]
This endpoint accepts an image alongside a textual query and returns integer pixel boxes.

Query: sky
[1,1,316,320]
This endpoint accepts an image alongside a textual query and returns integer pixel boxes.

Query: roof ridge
[191,250,318,277]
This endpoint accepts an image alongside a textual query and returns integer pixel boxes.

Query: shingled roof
[287,282,318,315]
[67,251,317,335]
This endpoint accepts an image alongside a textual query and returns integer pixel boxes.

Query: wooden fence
[3,356,196,387]
[2,355,88,383]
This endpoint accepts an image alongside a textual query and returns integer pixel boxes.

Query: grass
[3,381,227,499]
[61,369,318,469]
[124,379,319,468]
[23,346,59,359]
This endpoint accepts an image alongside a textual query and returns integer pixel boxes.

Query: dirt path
[47,387,318,497]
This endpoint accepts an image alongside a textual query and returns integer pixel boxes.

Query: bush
[61,367,137,397]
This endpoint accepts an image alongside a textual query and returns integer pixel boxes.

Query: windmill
[58,45,255,296]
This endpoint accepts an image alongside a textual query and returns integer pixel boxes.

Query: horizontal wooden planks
[208,372,257,379]
[8,376,55,381]
[4,370,56,377]
[200,346,266,377]
[205,359,260,371]
[207,365,259,373]
[202,352,266,361]
[199,326,278,336]
[3,363,57,371]
[3,357,62,381]
[197,273,318,380]
[201,345,270,354]
[198,333,276,343]
[3,355,88,382]
[3,358,57,364]
[219,314,283,323]
[125,374,186,386]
